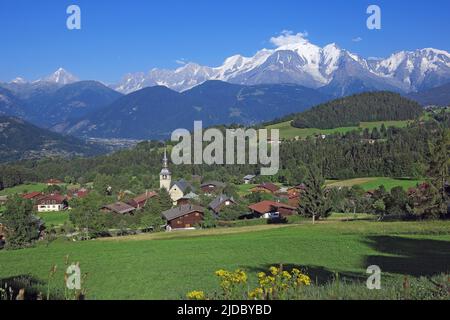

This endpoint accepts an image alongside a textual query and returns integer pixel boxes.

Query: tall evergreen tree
[298,167,332,223]
[158,188,173,211]
[427,128,450,200]
[408,128,449,219]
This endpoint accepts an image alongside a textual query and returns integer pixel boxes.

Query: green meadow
[38,212,70,228]
[266,120,412,140]
[325,177,423,191]
[0,219,449,300]
[0,183,47,196]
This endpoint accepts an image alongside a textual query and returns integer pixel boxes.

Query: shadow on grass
[364,236,450,277]
[0,275,63,300]
[242,264,365,285]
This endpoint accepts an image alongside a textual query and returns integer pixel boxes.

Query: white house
[36,194,67,212]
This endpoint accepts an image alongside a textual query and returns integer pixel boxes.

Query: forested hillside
[0,116,106,163]
[2,111,449,191]
[292,92,423,129]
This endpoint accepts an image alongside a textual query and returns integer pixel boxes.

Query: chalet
[21,191,44,201]
[243,175,256,184]
[277,193,301,208]
[200,181,226,195]
[36,194,68,212]
[102,202,135,215]
[208,194,236,214]
[0,195,7,205]
[248,200,296,219]
[46,179,63,186]
[177,192,199,206]
[282,184,306,207]
[251,182,280,194]
[127,191,158,210]
[161,205,205,231]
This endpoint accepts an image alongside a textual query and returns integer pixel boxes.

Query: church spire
[163,148,168,169]
[160,148,172,190]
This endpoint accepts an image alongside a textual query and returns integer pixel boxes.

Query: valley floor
[0,218,449,300]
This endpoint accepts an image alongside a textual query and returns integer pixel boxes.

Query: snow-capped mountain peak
[111,35,450,96]
[373,48,450,91]
[42,68,79,85]
[10,77,28,84]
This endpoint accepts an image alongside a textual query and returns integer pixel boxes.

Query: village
[0,150,308,245]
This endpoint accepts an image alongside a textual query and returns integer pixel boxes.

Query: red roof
[22,192,43,200]
[128,191,158,208]
[37,194,66,205]
[248,201,296,214]
[253,183,280,193]
[68,188,89,199]
[289,184,306,191]
[102,202,135,214]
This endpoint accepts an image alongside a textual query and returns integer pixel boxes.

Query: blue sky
[1,0,449,83]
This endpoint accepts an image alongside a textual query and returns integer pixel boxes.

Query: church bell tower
[160,148,172,190]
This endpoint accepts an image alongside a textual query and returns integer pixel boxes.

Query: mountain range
[0,77,122,127]
[1,39,450,141]
[112,40,450,97]
[54,81,330,139]
[5,39,450,99]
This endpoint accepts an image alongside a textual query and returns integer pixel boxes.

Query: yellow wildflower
[248,287,264,299]
[187,291,205,300]
[269,266,279,276]
[296,274,311,286]
[282,271,292,280]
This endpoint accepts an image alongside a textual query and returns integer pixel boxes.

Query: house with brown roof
[200,181,226,195]
[21,191,44,201]
[276,184,305,208]
[127,191,158,210]
[36,194,68,212]
[208,194,236,214]
[250,182,280,194]
[248,200,296,219]
[161,205,205,230]
[102,202,136,215]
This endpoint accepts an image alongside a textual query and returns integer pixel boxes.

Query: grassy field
[237,183,257,196]
[267,120,412,140]
[0,219,449,300]
[325,177,423,191]
[38,211,70,227]
[0,183,47,196]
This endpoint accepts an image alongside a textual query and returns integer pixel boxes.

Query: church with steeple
[160,149,195,205]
